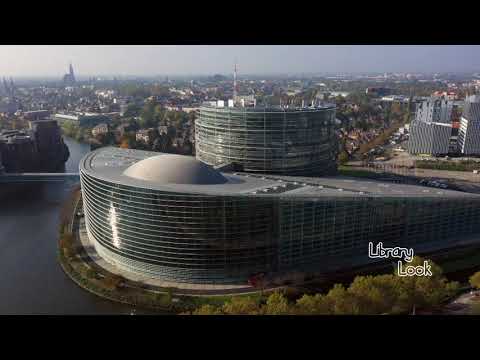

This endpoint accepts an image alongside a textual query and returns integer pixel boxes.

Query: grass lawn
[338,166,379,178]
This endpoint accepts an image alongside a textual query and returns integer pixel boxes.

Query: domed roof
[123,154,228,185]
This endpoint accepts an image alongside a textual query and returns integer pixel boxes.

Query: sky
[0,45,479,77]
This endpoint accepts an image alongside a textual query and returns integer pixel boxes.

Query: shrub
[85,267,96,279]
[103,273,125,290]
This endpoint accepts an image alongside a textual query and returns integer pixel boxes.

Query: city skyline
[0,45,479,77]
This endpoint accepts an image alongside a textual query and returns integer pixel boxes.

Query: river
[0,137,151,314]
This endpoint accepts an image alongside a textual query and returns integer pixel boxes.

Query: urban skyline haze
[0,45,479,77]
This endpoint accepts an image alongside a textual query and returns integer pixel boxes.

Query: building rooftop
[200,102,335,112]
[80,147,478,199]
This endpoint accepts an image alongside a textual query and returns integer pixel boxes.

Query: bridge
[0,173,80,183]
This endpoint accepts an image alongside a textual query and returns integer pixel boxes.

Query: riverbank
[57,244,173,313]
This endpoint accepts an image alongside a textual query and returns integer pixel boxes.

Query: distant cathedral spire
[2,77,8,93]
[2,77,14,97]
[9,77,14,97]
[63,62,76,85]
[69,62,75,82]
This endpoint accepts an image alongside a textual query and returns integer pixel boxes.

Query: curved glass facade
[80,148,480,286]
[277,196,480,272]
[195,106,338,176]
[80,171,277,284]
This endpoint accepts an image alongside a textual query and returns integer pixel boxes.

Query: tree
[164,287,173,306]
[263,292,290,315]
[347,275,399,314]
[63,246,74,260]
[192,304,223,315]
[222,297,261,315]
[469,272,480,290]
[119,137,130,149]
[85,267,96,279]
[123,104,141,118]
[153,134,173,153]
[338,151,349,165]
[103,273,125,290]
[139,102,157,128]
[326,284,360,315]
[394,256,459,312]
[59,233,74,249]
[296,294,332,315]
[335,95,346,106]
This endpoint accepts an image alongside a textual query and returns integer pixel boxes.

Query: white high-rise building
[407,97,454,156]
[458,95,480,155]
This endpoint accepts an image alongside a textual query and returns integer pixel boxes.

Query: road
[443,290,480,315]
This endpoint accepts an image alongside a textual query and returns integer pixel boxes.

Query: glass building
[80,147,480,285]
[195,104,338,176]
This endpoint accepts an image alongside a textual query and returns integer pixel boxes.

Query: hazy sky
[0,45,479,77]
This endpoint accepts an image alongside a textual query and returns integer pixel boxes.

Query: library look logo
[368,242,433,277]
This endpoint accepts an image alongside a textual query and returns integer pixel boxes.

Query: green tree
[326,284,360,315]
[347,275,399,314]
[262,292,290,315]
[338,151,349,165]
[85,267,96,279]
[469,272,480,290]
[394,256,459,312]
[296,294,332,315]
[192,304,223,315]
[63,246,74,260]
[123,104,141,118]
[164,287,174,306]
[222,297,261,315]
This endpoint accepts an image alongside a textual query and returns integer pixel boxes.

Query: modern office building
[0,120,69,173]
[407,121,452,156]
[458,95,480,155]
[22,110,51,121]
[53,112,112,127]
[195,102,338,176]
[415,97,453,124]
[407,97,454,156]
[80,147,480,284]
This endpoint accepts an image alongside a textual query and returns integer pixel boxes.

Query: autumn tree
[103,273,125,290]
[119,135,131,149]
